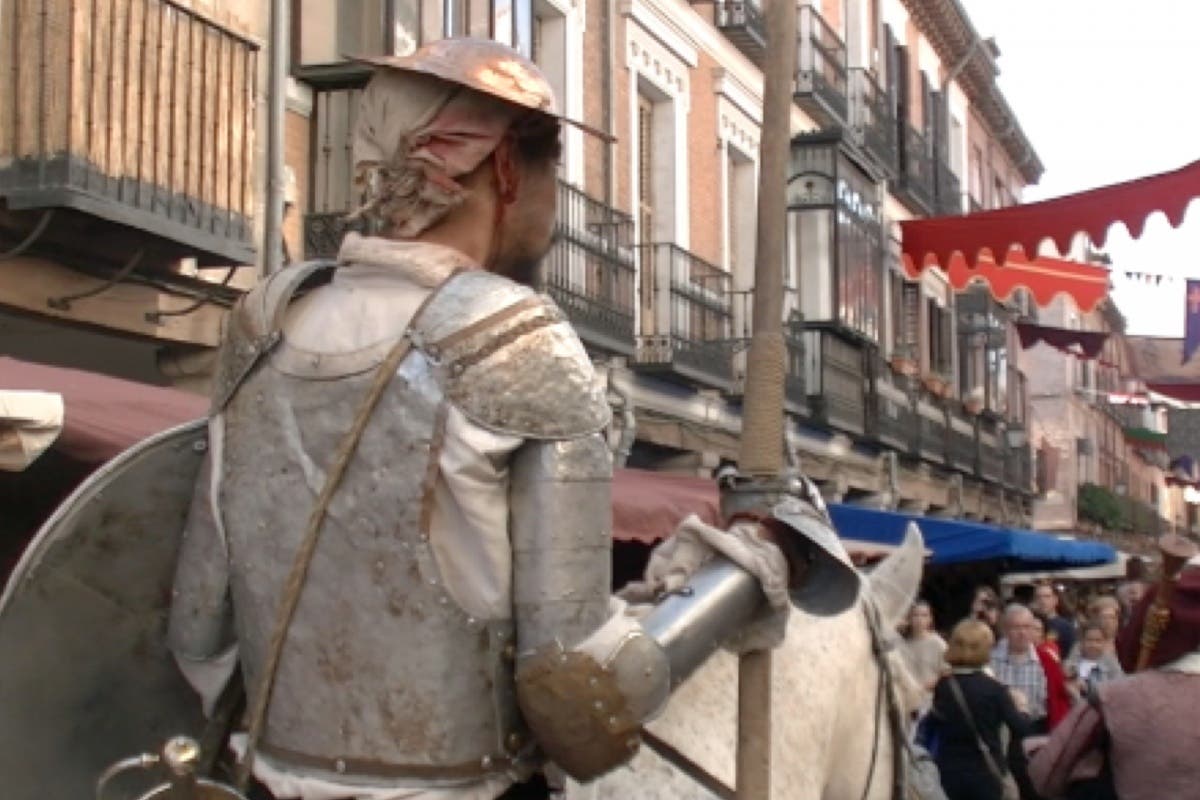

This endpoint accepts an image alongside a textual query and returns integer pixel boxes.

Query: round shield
[0,419,210,800]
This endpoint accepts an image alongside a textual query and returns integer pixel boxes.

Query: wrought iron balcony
[795,4,849,128]
[543,181,637,356]
[715,0,766,66]
[936,161,963,215]
[0,0,259,270]
[894,123,936,216]
[849,69,896,174]
[634,243,734,391]
[875,388,917,453]
[801,322,868,436]
[1006,443,1033,493]
[727,290,807,413]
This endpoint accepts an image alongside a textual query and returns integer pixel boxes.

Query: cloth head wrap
[1116,565,1200,671]
[349,69,524,237]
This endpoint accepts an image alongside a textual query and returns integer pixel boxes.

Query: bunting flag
[1124,271,1175,284]
[1185,279,1200,365]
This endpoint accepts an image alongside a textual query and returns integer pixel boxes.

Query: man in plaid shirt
[991,604,1048,724]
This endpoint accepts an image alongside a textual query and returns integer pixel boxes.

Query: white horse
[591,525,926,800]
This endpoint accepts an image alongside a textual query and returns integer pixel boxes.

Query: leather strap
[258,742,512,782]
[946,676,1008,785]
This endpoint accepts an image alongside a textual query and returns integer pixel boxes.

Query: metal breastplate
[219,332,526,783]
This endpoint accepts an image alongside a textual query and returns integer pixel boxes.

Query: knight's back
[212,235,606,780]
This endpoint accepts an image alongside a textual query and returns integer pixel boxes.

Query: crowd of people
[898,575,1160,800]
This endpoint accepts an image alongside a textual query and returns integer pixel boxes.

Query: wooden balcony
[634,243,734,392]
[795,4,848,128]
[801,322,868,436]
[894,123,935,216]
[714,0,766,67]
[0,0,259,269]
[543,181,636,357]
[849,69,896,174]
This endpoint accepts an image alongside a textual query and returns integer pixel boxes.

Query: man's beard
[495,231,557,287]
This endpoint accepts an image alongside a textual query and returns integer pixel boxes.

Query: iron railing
[947,412,977,472]
[895,123,936,215]
[0,0,260,266]
[728,289,807,411]
[714,0,766,65]
[936,160,963,215]
[795,4,848,127]
[543,181,637,355]
[635,243,734,390]
[850,69,896,172]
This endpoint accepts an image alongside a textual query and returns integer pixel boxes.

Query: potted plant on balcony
[888,345,918,377]
[922,370,951,398]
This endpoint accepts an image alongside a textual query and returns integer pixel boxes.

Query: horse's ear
[866,522,925,630]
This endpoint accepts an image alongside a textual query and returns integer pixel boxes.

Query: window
[890,271,919,354]
[835,165,883,341]
[926,298,952,376]
[637,94,656,240]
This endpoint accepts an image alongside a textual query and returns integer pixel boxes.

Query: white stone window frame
[532,0,585,185]
[715,74,761,293]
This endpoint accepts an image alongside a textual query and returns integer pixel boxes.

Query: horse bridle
[859,601,910,800]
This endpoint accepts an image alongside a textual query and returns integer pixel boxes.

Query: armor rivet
[503,644,515,660]
[608,715,619,729]
[466,616,476,625]
[428,577,438,586]
[644,668,654,677]
[375,561,385,571]
[480,755,492,769]
[626,737,639,751]
[171,589,180,598]
[192,440,208,453]
[588,677,598,687]
[559,654,569,664]
[439,595,449,605]
[593,700,604,711]
[255,393,264,403]
[505,732,523,752]
[497,630,506,640]
[334,759,346,774]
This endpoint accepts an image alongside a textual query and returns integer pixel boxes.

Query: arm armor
[511,439,774,781]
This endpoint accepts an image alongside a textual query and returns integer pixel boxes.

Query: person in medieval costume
[1027,561,1200,800]
[167,37,853,800]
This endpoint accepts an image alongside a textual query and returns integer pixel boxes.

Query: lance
[732,0,798,796]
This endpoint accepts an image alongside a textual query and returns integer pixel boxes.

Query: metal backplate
[0,420,209,800]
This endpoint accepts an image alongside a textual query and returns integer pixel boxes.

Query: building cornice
[901,0,1044,184]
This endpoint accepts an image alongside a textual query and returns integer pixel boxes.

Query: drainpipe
[262,0,289,275]
[602,0,616,205]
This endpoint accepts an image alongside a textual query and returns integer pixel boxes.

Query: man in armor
[167,37,849,800]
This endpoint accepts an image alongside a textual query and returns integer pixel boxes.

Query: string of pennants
[1121,270,1180,285]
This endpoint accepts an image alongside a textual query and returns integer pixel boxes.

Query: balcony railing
[728,290,807,412]
[916,401,948,463]
[948,412,977,472]
[874,372,917,454]
[979,417,1004,482]
[635,243,734,391]
[936,161,963,215]
[849,69,896,173]
[715,0,766,66]
[795,4,848,127]
[802,322,868,436]
[0,0,259,268]
[894,123,936,215]
[543,181,636,356]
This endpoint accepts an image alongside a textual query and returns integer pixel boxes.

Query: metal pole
[735,0,797,795]
[262,0,289,275]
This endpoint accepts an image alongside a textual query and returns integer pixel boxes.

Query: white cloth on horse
[619,515,791,652]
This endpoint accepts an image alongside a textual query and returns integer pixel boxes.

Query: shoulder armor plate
[210,260,336,414]
[414,271,610,439]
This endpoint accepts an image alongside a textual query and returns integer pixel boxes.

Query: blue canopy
[829,503,1117,570]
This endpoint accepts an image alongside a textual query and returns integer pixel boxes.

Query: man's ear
[492,137,521,205]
